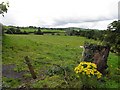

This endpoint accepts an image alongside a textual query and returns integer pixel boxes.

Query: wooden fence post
[24,56,37,79]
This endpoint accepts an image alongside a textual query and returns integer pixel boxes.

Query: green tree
[107,20,120,33]
[0,1,9,17]
[104,20,120,54]
[0,1,9,35]
[34,27,43,35]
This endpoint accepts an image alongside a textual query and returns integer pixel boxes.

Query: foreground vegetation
[2,34,119,88]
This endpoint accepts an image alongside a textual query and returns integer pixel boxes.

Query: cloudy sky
[0,0,119,29]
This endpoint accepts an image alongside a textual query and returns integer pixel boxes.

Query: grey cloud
[0,14,17,26]
[53,16,117,26]
[118,1,120,20]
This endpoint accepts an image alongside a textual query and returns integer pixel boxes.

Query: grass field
[21,28,65,33]
[2,34,120,88]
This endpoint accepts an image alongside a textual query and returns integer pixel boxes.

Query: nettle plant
[74,61,102,88]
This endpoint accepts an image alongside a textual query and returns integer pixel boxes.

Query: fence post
[24,56,37,79]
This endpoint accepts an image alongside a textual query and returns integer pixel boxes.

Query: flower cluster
[74,62,102,79]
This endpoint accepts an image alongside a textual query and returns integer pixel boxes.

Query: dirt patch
[2,64,28,79]
[2,64,47,82]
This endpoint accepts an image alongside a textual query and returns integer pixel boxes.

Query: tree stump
[82,43,110,74]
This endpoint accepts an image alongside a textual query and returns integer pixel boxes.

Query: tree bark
[82,43,110,74]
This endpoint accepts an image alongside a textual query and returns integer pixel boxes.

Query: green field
[2,34,120,88]
[21,28,65,33]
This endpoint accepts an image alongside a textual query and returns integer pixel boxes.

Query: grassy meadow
[20,28,65,33]
[2,34,120,88]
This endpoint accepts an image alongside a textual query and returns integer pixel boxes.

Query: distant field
[2,34,119,88]
[21,28,37,32]
[21,28,65,33]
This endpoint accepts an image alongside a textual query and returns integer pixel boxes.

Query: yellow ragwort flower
[74,61,102,78]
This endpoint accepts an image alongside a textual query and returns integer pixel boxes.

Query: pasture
[2,34,119,88]
[20,28,65,33]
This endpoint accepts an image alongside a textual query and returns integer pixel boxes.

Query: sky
[0,0,119,29]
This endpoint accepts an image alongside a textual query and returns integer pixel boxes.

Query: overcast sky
[0,0,119,29]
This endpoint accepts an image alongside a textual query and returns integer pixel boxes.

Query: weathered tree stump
[82,43,110,74]
[24,56,37,79]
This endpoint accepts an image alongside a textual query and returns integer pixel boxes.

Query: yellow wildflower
[86,69,91,75]
[91,63,97,69]
[97,73,102,79]
[74,61,102,79]
[91,70,94,75]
